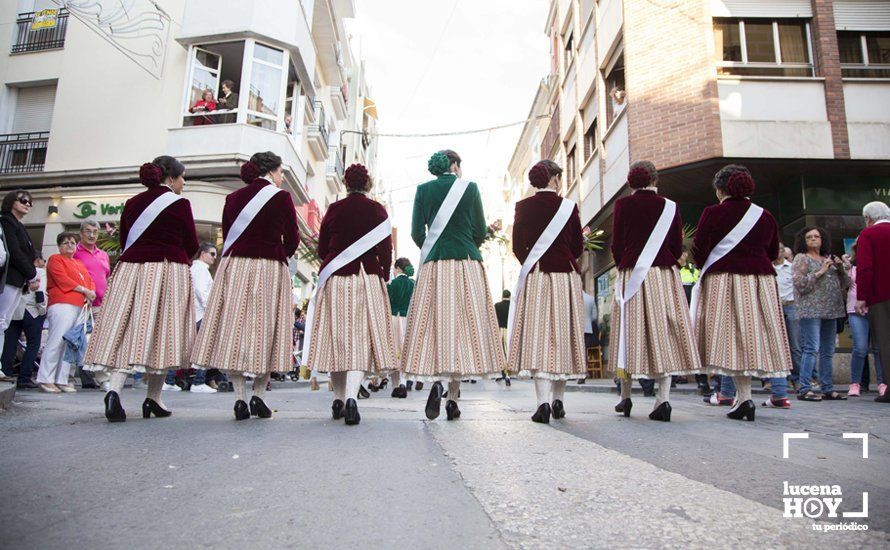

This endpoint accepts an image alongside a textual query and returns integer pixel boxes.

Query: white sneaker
[162,383,181,392]
[190,383,216,394]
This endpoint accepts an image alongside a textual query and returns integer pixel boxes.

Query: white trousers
[0,284,23,334]
[36,303,82,385]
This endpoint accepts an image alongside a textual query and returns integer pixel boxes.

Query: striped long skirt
[83,261,195,375]
[608,266,702,378]
[401,259,505,382]
[695,273,791,377]
[190,256,293,375]
[305,270,396,374]
[507,270,586,380]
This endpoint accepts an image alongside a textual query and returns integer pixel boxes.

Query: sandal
[797,391,823,402]
[822,391,847,400]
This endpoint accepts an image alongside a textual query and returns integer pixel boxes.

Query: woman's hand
[816,258,832,277]
[84,289,97,303]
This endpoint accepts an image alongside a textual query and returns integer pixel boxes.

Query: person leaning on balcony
[35,232,96,394]
[83,156,200,422]
[508,159,586,424]
[216,80,239,123]
[0,190,39,346]
[610,161,701,422]
[855,201,890,403]
[190,152,300,421]
[693,165,792,421]
[189,89,217,126]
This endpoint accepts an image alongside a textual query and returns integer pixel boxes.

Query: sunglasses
[208,251,217,257]
[17,198,32,207]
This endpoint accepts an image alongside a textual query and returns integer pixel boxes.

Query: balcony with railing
[12,9,69,54]
[325,145,344,193]
[329,85,348,120]
[0,132,49,174]
[306,99,330,158]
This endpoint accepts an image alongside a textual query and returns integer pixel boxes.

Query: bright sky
[350,0,550,259]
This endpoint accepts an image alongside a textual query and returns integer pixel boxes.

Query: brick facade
[810,0,851,159]
[622,0,723,170]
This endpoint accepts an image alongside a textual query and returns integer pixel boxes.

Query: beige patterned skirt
[190,256,293,374]
[695,272,791,377]
[608,266,702,378]
[305,270,396,374]
[401,259,505,382]
[392,315,408,360]
[84,261,195,374]
[507,270,586,380]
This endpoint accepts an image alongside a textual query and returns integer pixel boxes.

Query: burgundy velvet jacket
[512,191,583,273]
[693,197,780,276]
[855,221,890,306]
[318,192,392,280]
[222,178,300,264]
[118,186,199,265]
[610,189,683,270]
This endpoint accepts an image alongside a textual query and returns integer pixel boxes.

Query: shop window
[605,54,625,128]
[714,18,814,77]
[838,31,890,78]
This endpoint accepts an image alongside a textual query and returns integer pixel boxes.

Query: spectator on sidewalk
[845,242,884,398]
[36,233,95,393]
[792,226,850,402]
[773,241,800,387]
[0,191,39,344]
[855,201,890,403]
[187,242,217,393]
[73,220,111,390]
[0,256,46,388]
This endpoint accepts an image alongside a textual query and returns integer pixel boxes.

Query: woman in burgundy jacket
[191,152,300,421]
[608,161,701,422]
[305,164,395,426]
[84,156,200,422]
[692,164,791,421]
[508,160,585,424]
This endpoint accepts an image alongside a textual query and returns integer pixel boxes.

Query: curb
[0,381,15,411]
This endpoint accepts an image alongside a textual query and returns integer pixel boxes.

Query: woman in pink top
[845,243,885,397]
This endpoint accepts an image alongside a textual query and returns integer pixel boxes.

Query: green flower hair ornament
[427,151,452,176]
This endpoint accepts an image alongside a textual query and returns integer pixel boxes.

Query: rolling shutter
[711,0,813,18]
[12,85,56,133]
[834,1,890,31]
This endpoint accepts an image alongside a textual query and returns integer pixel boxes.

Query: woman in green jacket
[401,150,505,420]
[387,257,414,398]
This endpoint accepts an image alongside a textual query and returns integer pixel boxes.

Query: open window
[604,53,625,128]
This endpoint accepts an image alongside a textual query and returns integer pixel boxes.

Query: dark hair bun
[726,171,755,198]
[240,161,261,183]
[139,163,163,187]
[528,163,551,189]
[344,163,370,190]
[627,166,651,189]
[248,151,282,181]
[428,152,452,176]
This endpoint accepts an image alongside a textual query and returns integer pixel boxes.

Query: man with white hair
[855,201,890,402]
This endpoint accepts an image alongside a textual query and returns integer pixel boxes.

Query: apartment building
[0,0,378,297]
[510,0,890,336]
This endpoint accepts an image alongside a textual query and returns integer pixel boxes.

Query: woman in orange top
[35,232,96,393]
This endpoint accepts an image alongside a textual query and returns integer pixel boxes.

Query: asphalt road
[1,381,888,549]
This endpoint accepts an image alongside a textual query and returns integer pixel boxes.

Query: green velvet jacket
[411,174,487,263]
[387,274,414,316]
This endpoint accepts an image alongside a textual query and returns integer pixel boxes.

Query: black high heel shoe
[425,381,444,420]
[445,399,461,420]
[379,378,388,390]
[391,385,407,398]
[649,401,672,422]
[234,400,250,421]
[615,397,632,418]
[142,398,171,419]
[105,391,126,423]
[249,396,272,419]
[727,399,756,421]
[414,381,424,391]
[332,399,344,420]
[532,402,551,424]
[344,398,360,425]
[358,385,370,399]
[551,399,565,419]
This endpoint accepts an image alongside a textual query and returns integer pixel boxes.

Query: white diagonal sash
[123,192,184,252]
[301,217,392,366]
[689,203,764,330]
[222,183,282,255]
[506,197,576,354]
[419,177,470,265]
[614,199,677,374]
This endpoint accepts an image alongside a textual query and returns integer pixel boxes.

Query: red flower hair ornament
[139,163,163,187]
[344,163,370,189]
[725,171,755,198]
[240,161,261,184]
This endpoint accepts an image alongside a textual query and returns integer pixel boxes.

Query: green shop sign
[73,201,125,219]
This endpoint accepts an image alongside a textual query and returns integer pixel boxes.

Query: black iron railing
[309,99,329,148]
[12,10,69,54]
[0,132,49,174]
[327,147,344,178]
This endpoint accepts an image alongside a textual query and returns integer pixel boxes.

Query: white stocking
[534,378,550,406]
[331,372,347,402]
[655,375,671,408]
[109,371,127,394]
[390,371,402,387]
[447,380,460,402]
[146,373,166,408]
[230,373,246,402]
[620,377,632,399]
[345,371,364,400]
[552,380,566,403]
[733,376,752,405]
[252,373,271,399]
